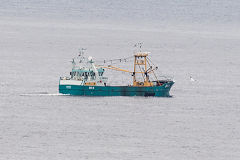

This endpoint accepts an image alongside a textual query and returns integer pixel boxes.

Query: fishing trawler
[59,46,174,97]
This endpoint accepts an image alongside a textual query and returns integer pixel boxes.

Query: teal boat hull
[59,81,174,97]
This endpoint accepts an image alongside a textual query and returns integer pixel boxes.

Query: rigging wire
[138,64,146,81]
[146,58,159,81]
[146,56,157,68]
[95,55,134,65]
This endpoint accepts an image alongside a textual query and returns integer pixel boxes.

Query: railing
[60,77,71,80]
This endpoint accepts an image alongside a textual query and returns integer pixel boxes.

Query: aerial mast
[133,43,152,87]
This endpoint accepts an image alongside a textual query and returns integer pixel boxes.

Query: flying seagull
[190,76,196,82]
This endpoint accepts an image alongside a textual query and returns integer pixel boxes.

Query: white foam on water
[20,93,67,96]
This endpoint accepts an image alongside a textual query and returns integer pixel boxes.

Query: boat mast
[132,43,152,86]
[95,43,158,86]
[133,53,152,86]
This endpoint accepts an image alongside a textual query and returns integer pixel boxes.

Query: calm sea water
[0,1,240,159]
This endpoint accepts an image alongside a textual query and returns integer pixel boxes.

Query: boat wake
[20,92,67,96]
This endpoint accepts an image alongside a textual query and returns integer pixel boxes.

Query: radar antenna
[78,48,87,63]
[133,42,143,52]
[79,48,87,57]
